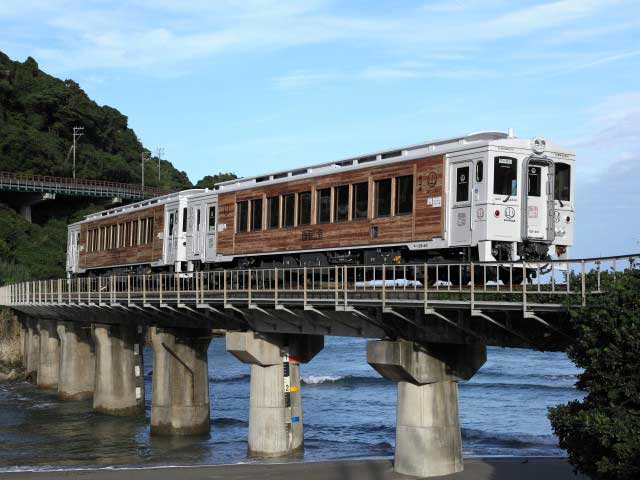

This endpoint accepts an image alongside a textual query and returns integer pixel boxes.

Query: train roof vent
[336,159,354,167]
[256,176,270,183]
[273,172,288,179]
[357,155,377,164]
[291,168,307,176]
[381,150,403,159]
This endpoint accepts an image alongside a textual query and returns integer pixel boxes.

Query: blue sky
[1,0,639,256]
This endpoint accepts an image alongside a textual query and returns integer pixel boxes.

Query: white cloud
[3,0,634,75]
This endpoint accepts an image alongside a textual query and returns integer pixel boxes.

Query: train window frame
[493,156,518,197]
[475,161,484,183]
[528,166,542,197]
[283,193,295,228]
[236,201,249,233]
[395,175,413,215]
[168,213,175,237]
[456,166,470,203]
[182,207,188,233]
[374,178,392,217]
[208,206,216,232]
[267,196,280,229]
[132,220,139,245]
[352,182,369,220]
[316,188,331,224]
[251,198,263,231]
[140,218,148,244]
[298,191,312,226]
[118,223,125,248]
[147,217,154,243]
[334,185,349,222]
[555,163,571,202]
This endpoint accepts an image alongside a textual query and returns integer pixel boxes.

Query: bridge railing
[0,171,164,199]
[2,254,637,313]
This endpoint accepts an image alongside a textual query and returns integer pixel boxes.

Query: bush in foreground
[548,264,640,479]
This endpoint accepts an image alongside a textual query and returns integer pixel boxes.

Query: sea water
[0,336,583,470]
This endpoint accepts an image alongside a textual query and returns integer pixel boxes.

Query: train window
[298,191,311,226]
[209,206,216,232]
[267,197,279,229]
[182,207,188,233]
[494,157,518,196]
[375,179,391,217]
[476,161,483,182]
[395,175,413,215]
[251,198,263,230]
[456,166,470,202]
[147,217,154,242]
[317,188,331,223]
[555,163,571,202]
[283,194,295,227]
[118,223,125,248]
[528,166,541,197]
[237,201,249,232]
[334,185,349,222]
[124,222,131,246]
[140,218,148,244]
[132,220,139,245]
[353,182,368,219]
[168,213,174,237]
[196,209,201,231]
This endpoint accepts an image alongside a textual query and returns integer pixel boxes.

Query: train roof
[213,130,574,194]
[71,188,206,226]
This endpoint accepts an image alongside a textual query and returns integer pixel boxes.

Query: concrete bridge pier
[25,318,40,382]
[92,323,146,416]
[57,321,95,400]
[226,331,324,457]
[37,319,60,390]
[367,340,487,478]
[150,327,212,435]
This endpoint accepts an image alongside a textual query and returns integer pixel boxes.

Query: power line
[72,126,84,179]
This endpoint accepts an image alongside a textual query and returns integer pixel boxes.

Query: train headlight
[532,137,546,155]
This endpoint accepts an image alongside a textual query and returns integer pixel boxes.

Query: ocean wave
[461,382,578,393]
[211,417,248,427]
[301,375,388,386]
[462,428,558,448]
[209,374,251,383]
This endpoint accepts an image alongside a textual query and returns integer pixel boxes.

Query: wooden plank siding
[216,154,445,256]
[78,205,165,269]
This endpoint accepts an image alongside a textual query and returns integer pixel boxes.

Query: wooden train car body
[66,131,575,275]
[67,190,205,274]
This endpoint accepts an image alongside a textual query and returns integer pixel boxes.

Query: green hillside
[0,52,200,283]
[0,52,191,189]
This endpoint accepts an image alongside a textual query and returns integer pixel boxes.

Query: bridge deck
[2,254,636,350]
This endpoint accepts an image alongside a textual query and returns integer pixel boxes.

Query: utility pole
[155,147,164,184]
[72,126,84,179]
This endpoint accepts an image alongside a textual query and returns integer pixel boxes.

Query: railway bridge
[1,254,636,478]
[0,171,164,222]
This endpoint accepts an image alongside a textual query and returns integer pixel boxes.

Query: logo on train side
[505,207,516,219]
[427,172,438,188]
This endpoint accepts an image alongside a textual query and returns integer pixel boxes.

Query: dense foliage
[195,172,237,189]
[549,264,640,480]
[0,52,191,189]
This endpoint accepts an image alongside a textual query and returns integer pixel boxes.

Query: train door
[166,209,178,263]
[67,228,80,272]
[192,205,204,258]
[205,202,217,262]
[449,161,473,245]
[524,160,554,242]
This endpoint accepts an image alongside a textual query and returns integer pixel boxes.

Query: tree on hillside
[548,263,640,480]
[0,51,192,191]
[195,172,237,189]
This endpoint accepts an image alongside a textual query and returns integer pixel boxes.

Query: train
[66,130,574,283]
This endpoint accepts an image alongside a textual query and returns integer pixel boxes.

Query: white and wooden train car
[66,130,574,278]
